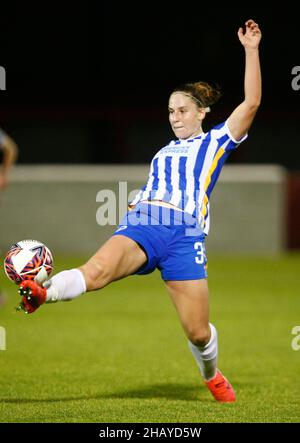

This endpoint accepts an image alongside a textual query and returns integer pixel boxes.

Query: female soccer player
[18,19,262,403]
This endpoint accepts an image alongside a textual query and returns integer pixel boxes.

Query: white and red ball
[4,240,53,284]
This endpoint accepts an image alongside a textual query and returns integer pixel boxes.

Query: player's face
[168,92,205,139]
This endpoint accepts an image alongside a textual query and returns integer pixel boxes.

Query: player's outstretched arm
[227,19,262,141]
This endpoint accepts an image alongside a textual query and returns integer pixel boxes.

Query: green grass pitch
[0,253,300,423]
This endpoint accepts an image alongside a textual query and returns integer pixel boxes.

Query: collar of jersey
[175,132,206,144]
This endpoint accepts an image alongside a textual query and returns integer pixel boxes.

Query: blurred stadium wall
[0,164,287,256]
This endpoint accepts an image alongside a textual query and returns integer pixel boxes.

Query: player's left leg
[18,235,147,313]
[164,279,235,402]
[164,279,216,379]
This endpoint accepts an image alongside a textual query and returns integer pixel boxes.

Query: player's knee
[80,257,111,291]
[188,326,211,347]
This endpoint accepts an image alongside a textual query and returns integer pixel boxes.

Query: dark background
[0,4,299,168]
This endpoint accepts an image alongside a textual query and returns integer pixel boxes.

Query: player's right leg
[165,279,235,403]
[18,235,147,313]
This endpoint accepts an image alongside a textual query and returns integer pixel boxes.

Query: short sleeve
[224,120,248,145]
[210,120,248,152]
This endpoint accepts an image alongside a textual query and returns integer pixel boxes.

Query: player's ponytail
[172,81,221,111]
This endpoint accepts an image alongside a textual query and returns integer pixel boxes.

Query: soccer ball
[4,239,53,284]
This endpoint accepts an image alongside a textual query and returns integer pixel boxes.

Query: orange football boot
[17,280,47,314]
[205,370,236,403]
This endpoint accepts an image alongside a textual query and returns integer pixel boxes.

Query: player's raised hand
[238,19,261,49]
[16,280,47,314]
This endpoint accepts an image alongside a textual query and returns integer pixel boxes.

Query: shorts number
[194,242,205,264]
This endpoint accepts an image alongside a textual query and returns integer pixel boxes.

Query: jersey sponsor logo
[160,146,189,154]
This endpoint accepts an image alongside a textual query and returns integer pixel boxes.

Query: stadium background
[0,5,300,250]
[0,4,300,424]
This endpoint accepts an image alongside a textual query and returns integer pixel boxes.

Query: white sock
[188,323,218,381]
[43,269,86,302]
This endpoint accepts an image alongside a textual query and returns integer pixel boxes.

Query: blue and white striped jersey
[130,120,247,235]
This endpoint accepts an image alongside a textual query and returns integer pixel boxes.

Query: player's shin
[188,323,218,381]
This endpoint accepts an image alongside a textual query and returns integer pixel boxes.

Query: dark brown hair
[172,81,221,108]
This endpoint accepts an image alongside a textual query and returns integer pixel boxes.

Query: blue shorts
[112,202,207,281]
